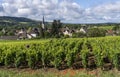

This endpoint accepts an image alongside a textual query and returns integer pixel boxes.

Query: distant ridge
[0,16,40,26]
[0,16,36,22]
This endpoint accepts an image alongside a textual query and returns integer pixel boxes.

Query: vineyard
[0,37,120,70]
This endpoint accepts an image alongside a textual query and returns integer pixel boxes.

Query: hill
[0,16,40,26]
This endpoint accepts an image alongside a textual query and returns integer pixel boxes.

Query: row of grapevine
[0,37,120,70]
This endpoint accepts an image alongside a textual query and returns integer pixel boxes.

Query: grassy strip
[0,69,119,77]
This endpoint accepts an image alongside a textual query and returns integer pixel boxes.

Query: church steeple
[42,16,45,29]
[43,16,45,23]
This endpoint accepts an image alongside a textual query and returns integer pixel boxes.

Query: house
[78,25,88,33]
[63,30,72,37]
[17,28,27,39]
[106,30,115,36]
[17,32,27,39]
[17,27,39,39]
[27,30,38,39]
[2,28,6,34]
[62,27,75,37]
[80,27,86,33]
[27,34,37,39]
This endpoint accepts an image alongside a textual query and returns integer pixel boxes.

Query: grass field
[98,26,114,30]
[0,68,120,77]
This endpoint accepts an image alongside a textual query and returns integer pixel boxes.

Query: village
[0,16,119,40]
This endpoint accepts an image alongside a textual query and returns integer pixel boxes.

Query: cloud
[58,0,83,20]
[0,0,120,23]
[0,0,83,22]
[75,1,120,23]
[90,1,120,22]
[0,4,3,11]
[1,0,58,19]
[0,3,4,16]
[94,2,120,14]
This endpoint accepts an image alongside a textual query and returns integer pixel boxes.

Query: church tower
[42,16,45,29]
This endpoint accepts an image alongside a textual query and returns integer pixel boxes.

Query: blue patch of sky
[75,0,120,8]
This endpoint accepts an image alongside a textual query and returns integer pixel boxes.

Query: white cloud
[93,1,120,15]
[0,0,83,22]
[0,0,120,23]
[59,0,83,20]
[103,16,111,20]
[89,1,120,22]
[17,8,32,16]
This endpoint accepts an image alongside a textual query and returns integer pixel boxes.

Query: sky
[0,0,120,23]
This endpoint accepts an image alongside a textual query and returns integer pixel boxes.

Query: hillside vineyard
[0,37,120,70]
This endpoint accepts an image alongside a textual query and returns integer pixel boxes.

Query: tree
[72,32,86,38]
[112,26,120,31]
[87,28,106,37]
[44,31,51,38]
[112,26,120,35]
[51,20,62,38]
[51,20,57,36]
[57,20,62,29]
[0,31,3,36]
